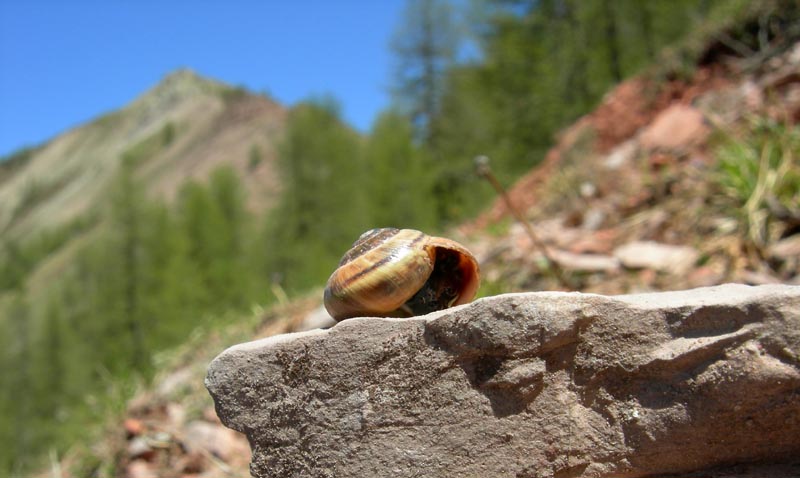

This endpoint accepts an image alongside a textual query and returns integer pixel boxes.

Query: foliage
[0,214,97,291]
[0,162,263,475]
[248,144,263,170]
[364,109,436,230]
[716,117,800,247]
[390,0,461,143]
[120,121,177,168]
[261,99,370,293]
[220,85,250,103]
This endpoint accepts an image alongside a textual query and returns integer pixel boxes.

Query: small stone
[579,182,597,198]
[166,402,186,428]
[126,459,158,478]
[614,241,699,274]
[768,235,800,260]
[124,418,144,438]
[604,139,638,169]
[127,437,154,460]
[551,250,620,272]
[739,269,782,285]
[581,208,606,231]
[639,105,709,152]
[688,265,724,288]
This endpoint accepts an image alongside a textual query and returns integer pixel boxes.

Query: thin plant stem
[475,156,571,289]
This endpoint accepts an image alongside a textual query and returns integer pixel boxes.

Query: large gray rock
[206,284,800,478]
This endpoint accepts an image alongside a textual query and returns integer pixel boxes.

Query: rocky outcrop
[206,284,800,478]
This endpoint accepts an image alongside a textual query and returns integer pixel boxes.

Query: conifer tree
[5,296,33,470]
[364,110,435,230]
[177,180,226,308]
[263,99,367,293]
[391,0,461,144]
[109,157,149,373]
[208,166,249,307]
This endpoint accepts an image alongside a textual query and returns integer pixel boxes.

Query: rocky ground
[465,39,800,297]
[54,36,799,478]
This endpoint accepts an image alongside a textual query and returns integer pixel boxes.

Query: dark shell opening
[402,247,464,315]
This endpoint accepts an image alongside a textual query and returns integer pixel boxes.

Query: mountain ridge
[0,69,287,240]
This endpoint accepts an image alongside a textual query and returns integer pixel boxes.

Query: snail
[324,228,480,321]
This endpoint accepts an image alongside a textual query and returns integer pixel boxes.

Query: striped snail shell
[323,228,481,321]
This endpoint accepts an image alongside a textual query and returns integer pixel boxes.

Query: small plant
[161,122,176,146]
[715,117,799,248]
[248,144,263,171]
[220,86,248,103]
[120,123,176,168]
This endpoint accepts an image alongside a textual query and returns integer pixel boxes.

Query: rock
[769,234,800,260]
[165,402,186,428]
[550,249,620,272]
[127,437,155,461]
[206,284,800,478]
[639,104,710,152]
[695,83,754,126]
[614,240,700,274]
[738,269,783,285]
[123,418,144,438]
[126,459,158,478]
[603,139,638,169]
[580,207,606,231]
[687,265,726,288]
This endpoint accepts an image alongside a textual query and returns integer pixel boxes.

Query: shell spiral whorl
[323,228,480,321]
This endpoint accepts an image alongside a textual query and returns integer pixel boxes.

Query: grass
[715,116,799,249]
[647,0,799,83]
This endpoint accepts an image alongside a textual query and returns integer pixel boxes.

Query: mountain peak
[124,69,234,132]
[142,68,229,104]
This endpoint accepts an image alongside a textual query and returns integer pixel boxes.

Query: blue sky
[0,0,408,156]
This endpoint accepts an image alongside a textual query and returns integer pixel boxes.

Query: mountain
[0,69,287,240]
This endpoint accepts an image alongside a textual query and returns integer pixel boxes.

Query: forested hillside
[1,0,796,476]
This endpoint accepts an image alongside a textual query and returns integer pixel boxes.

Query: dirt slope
[466,38,799,296]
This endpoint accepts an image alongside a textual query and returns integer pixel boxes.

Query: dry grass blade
[475,155,571,289]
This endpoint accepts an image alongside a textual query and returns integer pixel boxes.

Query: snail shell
[323,228,480,321]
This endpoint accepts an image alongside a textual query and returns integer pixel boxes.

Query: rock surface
[614,241,700,274]
[639,104,710,152]
[206,284,800,478]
